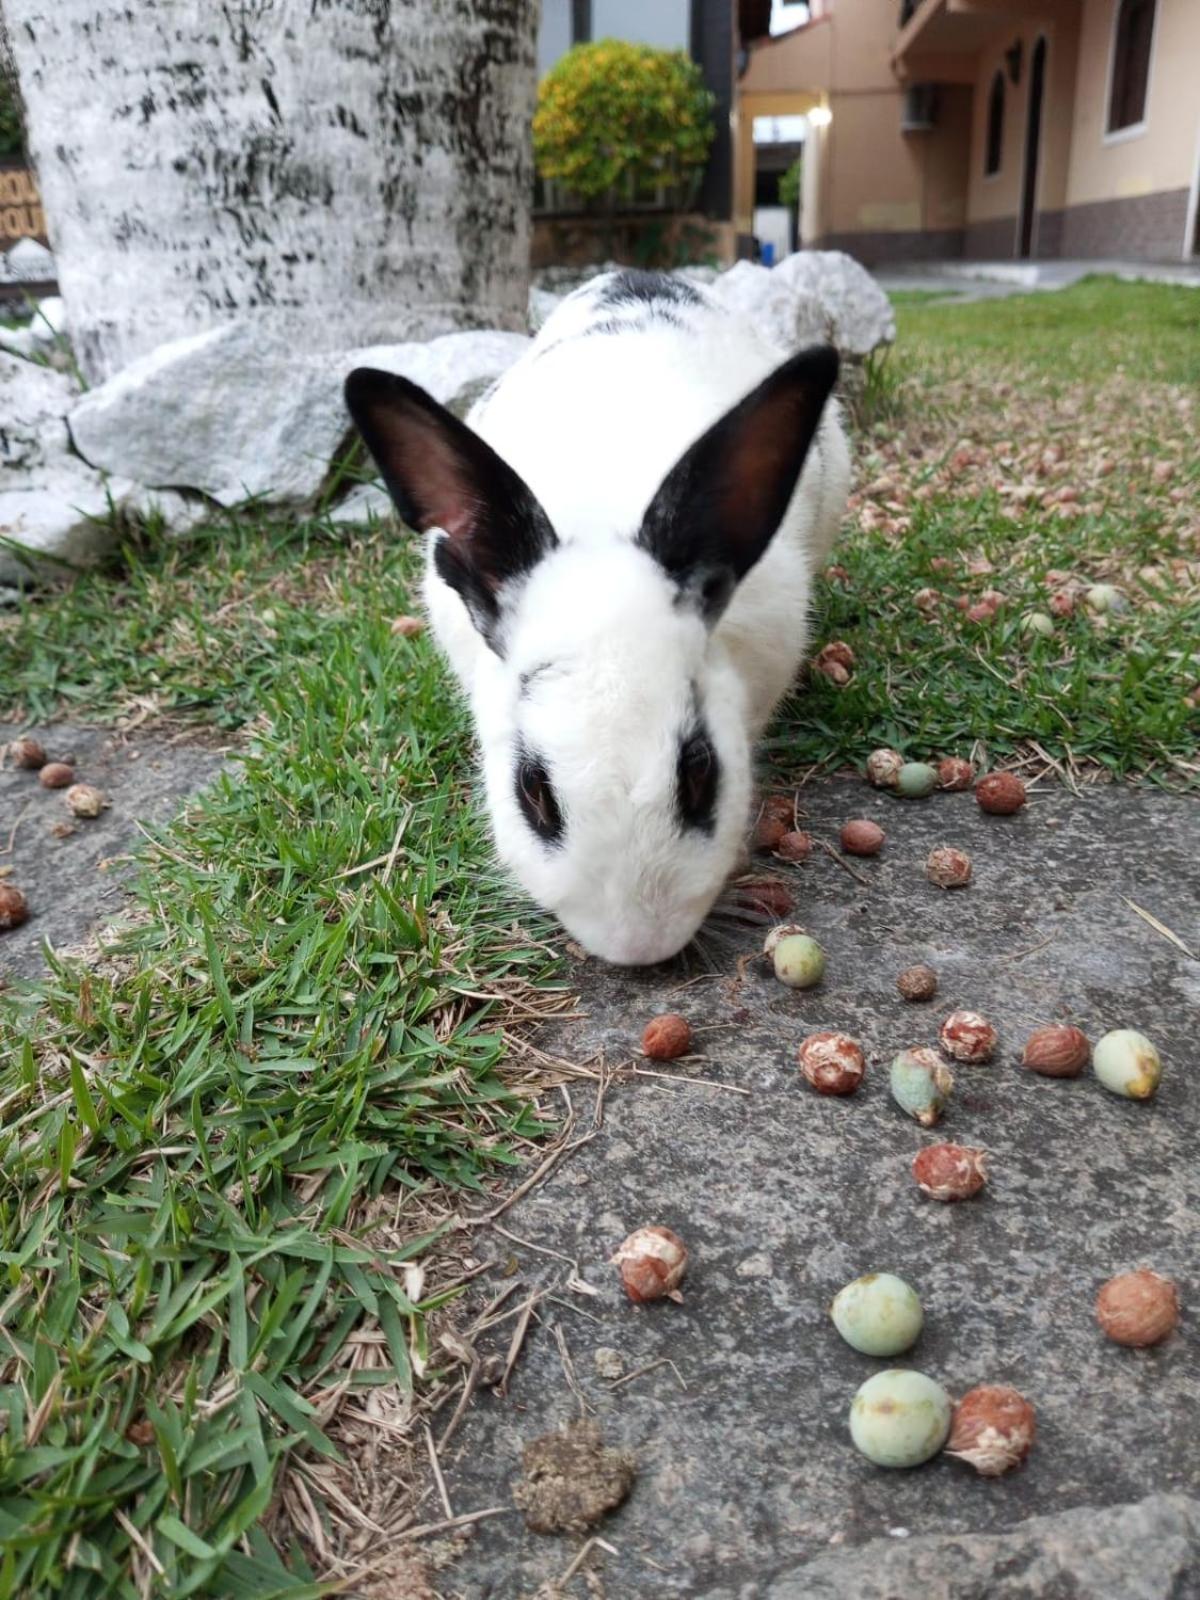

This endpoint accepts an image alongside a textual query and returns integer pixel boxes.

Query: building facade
[737,0,1200,263]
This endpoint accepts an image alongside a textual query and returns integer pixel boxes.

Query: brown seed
[926,846,972,889]
[940,1009,998,1063]
[937,757,974,791]
[865,748,904,789]
[814,641,855,684]
[65,783,108,819]
[840,819,885,857]
[611,1226,688,1304]
[125,1419,156,1446]
[6,737,47,770]
[1022,1024,1090,1078]
[761,793,796,826]
[947,1385,1036,1476]
[824,563,850,582]
[896,964,938,1002]
[753,814,789,852]
[390,614,425,637]
[965,600,997,623]
[732,877,795,919]
[913,587,940,615]
[797,1031,865,1096]
[1049,590,1075,617]
[38,762,75,789]
[775,829,813,862]
[0,883,30,931]
[975,772,1026,815]
[641,1014,691,1061]
[818,659,850,686]
[912,1142,987,1201]
[1095,1269,1180,1348]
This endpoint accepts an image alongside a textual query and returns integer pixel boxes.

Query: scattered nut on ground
[1095,1268,1180,1347]
[937,757,975,791]
[1093,1028,1162,1100]
[813,640,855,685]
[772,932,825,989]
[849,1369,951,1469]
[761,793,796,826]
[641,1014,691,1061]
[753,814,789,852]
[38,762,76,789]
[797,1031,865,1096]
[833,1273,923,1357]
[840,819,885,857]
[5,737,46,770]
[897,761,938,798]
[912,1142,988,1201]
[611,1225,688,1305]
[0,884,30,932]
[897,964,939,1002]
[64,783,108,819]
[775,829,813,862]
[389,614,425,637]
[926,845,972,888]
[732,877,795,918]
[940,1009,998,1063]
[866,748,904,789]
[1022,1024,1091,1077]
[946,1385,1036,1476]
[890,1047,954,1126]
[975,771,1027,815]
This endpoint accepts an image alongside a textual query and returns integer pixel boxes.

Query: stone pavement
[876,257,1200,303]
[0,723,228,982]
[439,778,1200,1599]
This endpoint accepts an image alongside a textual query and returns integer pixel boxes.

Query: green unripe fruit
[897,762,938,798]
[772,934,826,989]
[831,1273,923,1356]
[890,1048,954,1126]
[850,1369,953,1468]
[1093,1029,1162,1100]
[1021,611,1055,638]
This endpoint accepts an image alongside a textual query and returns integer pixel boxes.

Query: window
[591,0,691,51]
[1107,0,1155,134]
[984,71,1004,176]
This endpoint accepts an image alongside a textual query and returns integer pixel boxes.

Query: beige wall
[1065,0,1200,205]
[965,15,1080,228]
[824,86,970,235]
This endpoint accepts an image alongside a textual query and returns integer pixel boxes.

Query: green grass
[0,517,562,1597]
[894,274,1200,385]
[0,275,1197,1594]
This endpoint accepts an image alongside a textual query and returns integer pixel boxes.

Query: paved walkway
[877,257,1200,301]
[442,778,1200,1598]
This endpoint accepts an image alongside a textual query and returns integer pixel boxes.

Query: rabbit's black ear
[344,368,558,652]
[637,345,839,623]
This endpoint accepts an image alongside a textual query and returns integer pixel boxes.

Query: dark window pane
[1108,0,1156,133]
[985,71,1004,175]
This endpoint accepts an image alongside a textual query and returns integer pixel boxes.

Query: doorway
[1018,37,1047,258]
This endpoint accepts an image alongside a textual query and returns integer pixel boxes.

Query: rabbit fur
[345,268,850,966]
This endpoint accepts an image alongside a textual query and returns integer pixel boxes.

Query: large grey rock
[710,251,895,359]
[326,483,395,526]
[743,1494,1200,1600]
[0,352,134,582]
[68,325,531,508]
[440,779,1200,1598]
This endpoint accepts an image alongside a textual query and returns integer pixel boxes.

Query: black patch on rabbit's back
[596,269,703,310]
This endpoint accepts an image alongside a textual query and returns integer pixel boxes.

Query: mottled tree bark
[4,0,538,382]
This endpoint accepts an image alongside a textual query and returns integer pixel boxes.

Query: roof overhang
[893,0,1077,82]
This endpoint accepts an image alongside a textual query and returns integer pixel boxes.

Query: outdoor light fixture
[1006,41,1022,84]
[808,104,832,127]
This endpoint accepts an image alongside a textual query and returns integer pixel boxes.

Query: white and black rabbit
[345,268,850,966]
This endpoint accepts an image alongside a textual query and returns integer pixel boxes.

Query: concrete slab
[877,258,1200,303]
[0,724,228,982]
[440,778,1200,1599]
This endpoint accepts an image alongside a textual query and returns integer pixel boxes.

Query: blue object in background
[761,241,776,267]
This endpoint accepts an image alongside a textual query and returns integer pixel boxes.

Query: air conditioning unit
[901,83,938,131]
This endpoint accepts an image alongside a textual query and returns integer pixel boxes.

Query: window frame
[983,68,1005,180]
[1103,0,1158,146]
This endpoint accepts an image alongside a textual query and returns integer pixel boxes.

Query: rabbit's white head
[345,346,838,965]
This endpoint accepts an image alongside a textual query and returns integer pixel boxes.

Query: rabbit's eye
[516,755,564,845]
[677,732,718,834]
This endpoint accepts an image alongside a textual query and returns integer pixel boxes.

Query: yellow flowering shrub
[534,40,715,203]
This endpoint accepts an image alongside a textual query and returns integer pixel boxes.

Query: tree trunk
[3,0,538,384]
